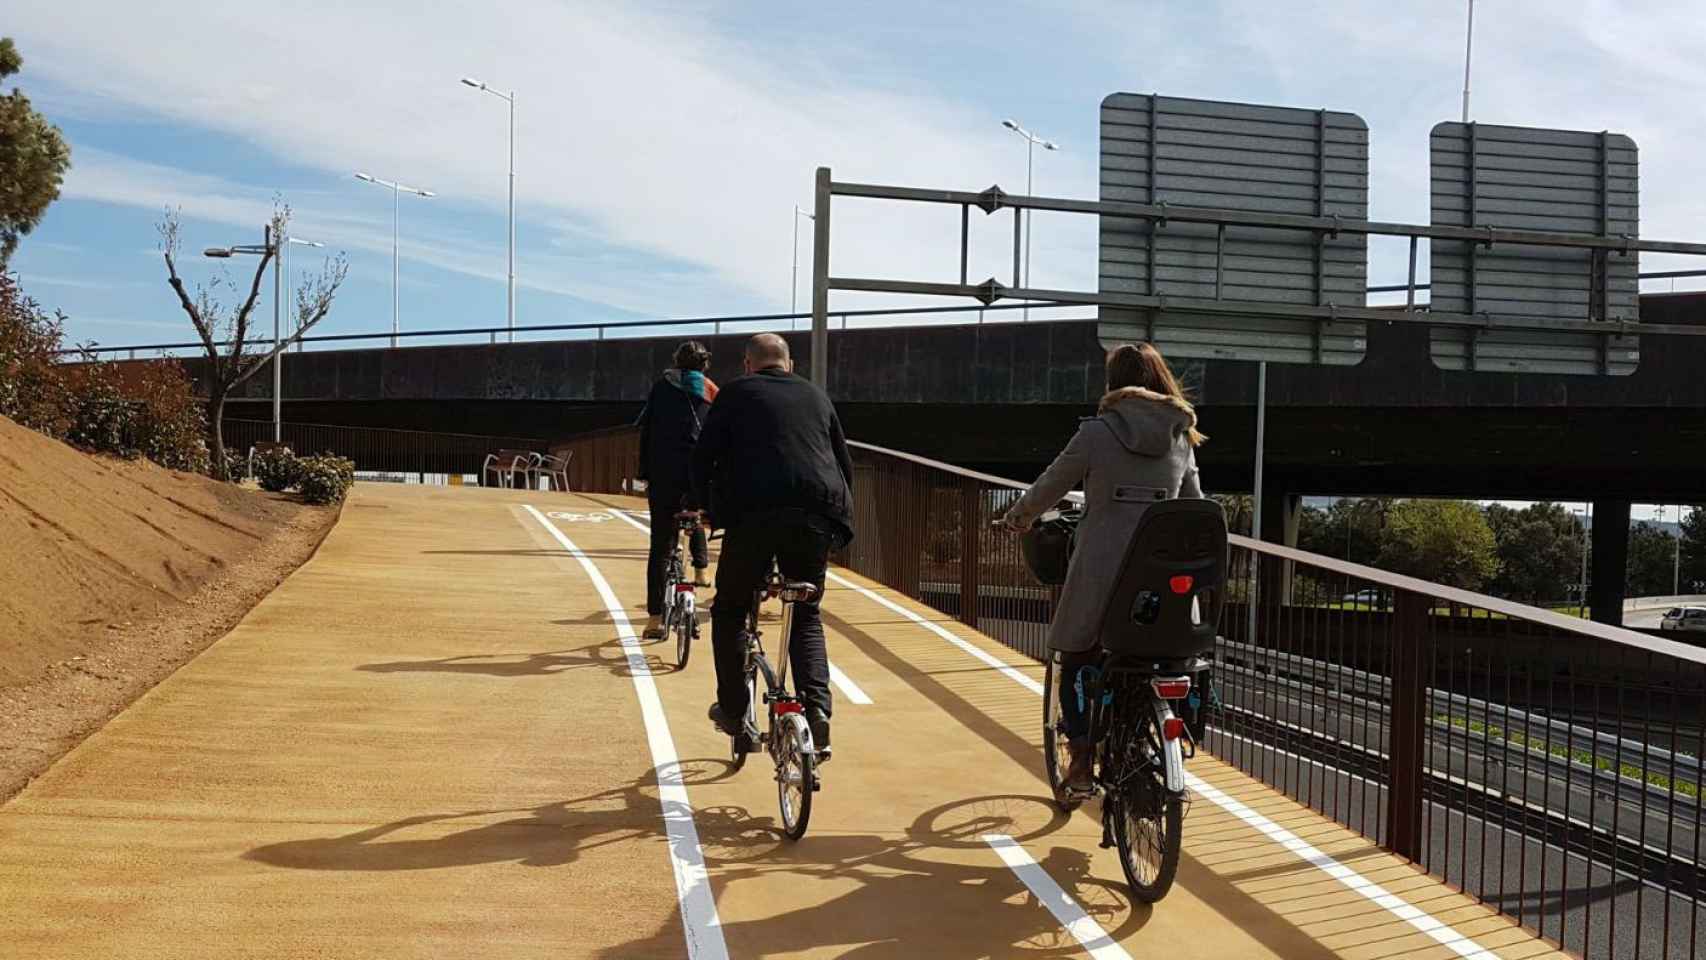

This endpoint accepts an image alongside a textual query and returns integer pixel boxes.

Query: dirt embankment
[0,414,339,798]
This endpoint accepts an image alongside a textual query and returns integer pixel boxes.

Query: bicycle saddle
[771,581,820,604]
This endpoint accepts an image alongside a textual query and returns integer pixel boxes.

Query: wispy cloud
[12,1,1093,319]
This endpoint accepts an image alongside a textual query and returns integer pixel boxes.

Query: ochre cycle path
[0,484,1569,959]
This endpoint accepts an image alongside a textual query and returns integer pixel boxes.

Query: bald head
[744,333,792,372]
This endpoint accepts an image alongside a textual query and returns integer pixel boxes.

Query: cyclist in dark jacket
[637,341,717,638]
[691,333,853,758]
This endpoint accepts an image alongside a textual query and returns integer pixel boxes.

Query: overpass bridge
[7,443,1698,957]
[100,293,1706,506]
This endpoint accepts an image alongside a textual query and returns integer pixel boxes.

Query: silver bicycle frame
[774,594,797,694]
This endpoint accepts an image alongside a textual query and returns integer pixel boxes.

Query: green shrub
[296,453,355,505]
[252,446,301,492]
[222,450,246,484]
[0,273,71,434]
[125,362,209,475]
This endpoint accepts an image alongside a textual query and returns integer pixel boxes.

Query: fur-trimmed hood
[1095,386,1203,454]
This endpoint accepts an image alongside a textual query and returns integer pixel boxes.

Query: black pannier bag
[1096,499,1228,661]
[1020,508,1081,586]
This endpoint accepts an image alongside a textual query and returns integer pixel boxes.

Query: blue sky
[8,0,1705,353]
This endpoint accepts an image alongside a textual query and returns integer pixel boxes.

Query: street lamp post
[205,227,322,442]
[355,173,435,348]
[461,77,516,342]
[1002,119,1059,322]
[792,205,816,322]
[1676,504,1684,596]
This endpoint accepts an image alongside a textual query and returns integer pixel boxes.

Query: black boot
[807,709,831,763]
[707,702,757,753]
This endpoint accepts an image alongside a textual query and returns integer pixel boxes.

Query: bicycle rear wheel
[1042,656,1083,812]
[775,712,815,840]
[1109,704,1183,903]
[673,595,693,669]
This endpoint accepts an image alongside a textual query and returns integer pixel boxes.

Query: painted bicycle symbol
[546,511,614,523]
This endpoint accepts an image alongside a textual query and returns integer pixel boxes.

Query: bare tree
[158,205,348,478]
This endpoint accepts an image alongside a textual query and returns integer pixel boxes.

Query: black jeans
[1058,649,1099,741]
[711,509,836,727]
[646,488,709,616]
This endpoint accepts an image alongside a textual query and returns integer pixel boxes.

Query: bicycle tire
[673,596,693,669]
[1042,656,1083,812]
[776,712,815,841]
[1109,704,1183,903]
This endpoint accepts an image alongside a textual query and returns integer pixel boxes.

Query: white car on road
[1660,607,1706,632]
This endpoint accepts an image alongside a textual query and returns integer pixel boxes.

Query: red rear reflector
[1151,678,1191,700]
[1169,575,1194,594]
[675,583,694,593]
[772,701,803,715]
[1163,717,1186,741]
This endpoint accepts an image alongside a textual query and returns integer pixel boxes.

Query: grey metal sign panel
[1429,122,1640,375]
[1098,93,1369,365]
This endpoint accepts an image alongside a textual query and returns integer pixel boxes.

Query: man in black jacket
[691,333,853,758]
[637,341,715,639]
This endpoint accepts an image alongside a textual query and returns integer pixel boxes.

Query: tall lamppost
[460,76,517,342]
[1676,504,1685,596]
[205,227,321,441]
[354,172,435,347]
[1002,118,1058,321]
[792,205,815,323]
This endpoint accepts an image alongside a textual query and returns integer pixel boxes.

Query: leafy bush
[0,272,71,434]
[222,450,246,485]
[125,362,209,474]
[2,274,210,474]
[296,453,355,505]
[252,446,301,492]
[58,357,211,475]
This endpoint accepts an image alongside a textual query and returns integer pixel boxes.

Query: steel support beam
[811,167,832,386]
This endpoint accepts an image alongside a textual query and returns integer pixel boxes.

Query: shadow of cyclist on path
[243,760,742,873]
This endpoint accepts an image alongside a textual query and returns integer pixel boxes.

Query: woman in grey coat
[1001,342,1205,793]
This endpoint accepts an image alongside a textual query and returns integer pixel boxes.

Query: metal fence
[221,419,546,482]
[539,423,1706,958]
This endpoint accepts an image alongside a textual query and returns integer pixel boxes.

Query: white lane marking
[824,571,1044,696]
[521,505,728,960]
[604,506,655,537]
[1184,774,1497,960]
[983,834,1132,960]
[609,507,871,705]
[828,661,873,705]
[847,568,1502,960]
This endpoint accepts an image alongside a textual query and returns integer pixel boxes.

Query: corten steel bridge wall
[553,424,1706,960]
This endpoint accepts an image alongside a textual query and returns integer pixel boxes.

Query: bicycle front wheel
[776,712,815,840]
[1109,706,1183,903]
[1042,656,1082,812]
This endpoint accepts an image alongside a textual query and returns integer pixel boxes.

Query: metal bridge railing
[535,424,1706,959]
[71,301,1094,360]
